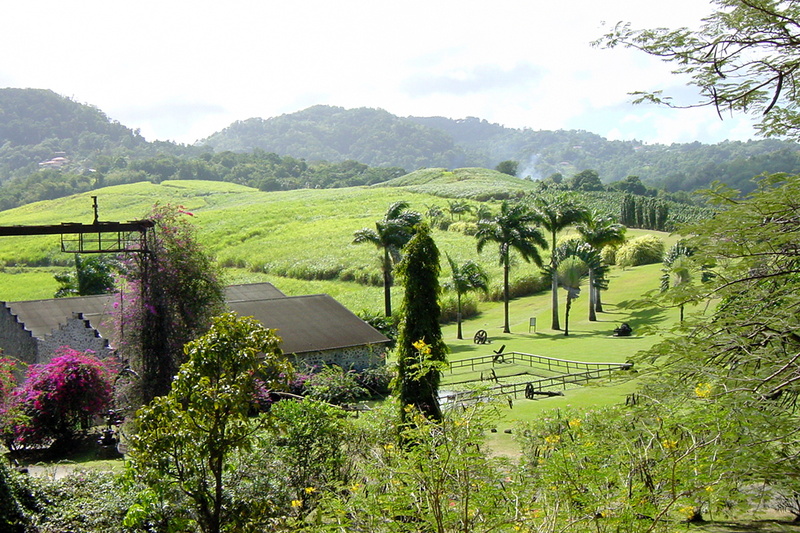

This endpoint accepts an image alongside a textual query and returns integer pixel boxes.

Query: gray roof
[4,283,388,354]
[229,294,389,355]
[3,294,118,340]
[224,282,286,302]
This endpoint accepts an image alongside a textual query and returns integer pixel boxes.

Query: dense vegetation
[3,89,799,215]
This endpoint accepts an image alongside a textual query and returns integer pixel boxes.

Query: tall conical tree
[395,224,448,424]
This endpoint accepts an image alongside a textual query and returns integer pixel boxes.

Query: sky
[1,0,760,146]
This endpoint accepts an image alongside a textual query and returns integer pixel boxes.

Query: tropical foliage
[114,204,226,404]
[444,253,489,340]
[352,201,422,317]
[395,224,448,424]
[475,201,546,333]
[1,348,114,449]
[127,313,292,533]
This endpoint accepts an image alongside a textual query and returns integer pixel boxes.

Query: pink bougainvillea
[2,348,115,448]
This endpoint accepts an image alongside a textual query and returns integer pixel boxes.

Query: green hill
[0,180,680,315]
[373,167,536,199]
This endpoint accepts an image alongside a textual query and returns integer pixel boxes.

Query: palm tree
[531,195,589,331]
[447,200,473,221]
[475,201,546,333]
[554,240,606,336]
[353,201,422,317]
[558,256,587,337]
[661,242,695,322]
[445,253,490,340]
[576,211,626,320]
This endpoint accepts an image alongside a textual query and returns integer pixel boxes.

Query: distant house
[0,283,389,371]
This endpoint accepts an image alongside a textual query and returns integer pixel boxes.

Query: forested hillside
[2,89,800,212]
[203,106,800,193]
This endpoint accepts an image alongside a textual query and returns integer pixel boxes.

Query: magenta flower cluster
[0,348,116,448]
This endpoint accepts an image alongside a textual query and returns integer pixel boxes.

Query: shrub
[616,234,665,267]
[304,365,367,405]
[601,244,619,265]
[5,348,114,449]
[0,357,17,405]
[447,221,478,235]
[439,293,480,323]
[486,273,550,302]
[357,310,398,347]
[355,365,395,398]
[0,461,39,533]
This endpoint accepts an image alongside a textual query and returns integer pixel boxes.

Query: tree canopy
[598,0,800,140]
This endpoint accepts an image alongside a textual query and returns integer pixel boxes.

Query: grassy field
[0,179,684,440]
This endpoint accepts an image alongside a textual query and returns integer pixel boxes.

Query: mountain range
[2,88,799,204]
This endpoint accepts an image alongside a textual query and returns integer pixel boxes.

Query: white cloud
[1,0,757,145]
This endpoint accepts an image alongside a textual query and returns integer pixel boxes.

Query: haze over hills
[2,88,800,210]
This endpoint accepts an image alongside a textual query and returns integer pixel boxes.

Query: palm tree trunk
[550,233,561,330]
[551,271,561,330]
[588,270,597,321]
[456,294,463,340]
[383,248,392,317]
[503,261,511,333]
[595,288,604,313]
[564,295,571,336]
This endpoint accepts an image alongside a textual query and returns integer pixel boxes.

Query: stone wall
[0,303,38,367]
[288,343,387,371]
[37,312,113,364]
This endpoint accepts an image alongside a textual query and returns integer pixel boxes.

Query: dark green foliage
[353,201,422,317]
[304,365,368,405]
[115,205,226,404]
[495,160,519,176]
[476,201,547,333]
[395,224,448,424]
[128,313,291,533]
[200,105,468,170]
[53,254,116,298]
[620,194,671,230]
[0,461,37,533]
[268,399,350,510]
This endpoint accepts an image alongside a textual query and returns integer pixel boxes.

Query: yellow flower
[662,439,678,450]
[568,418,581,429]
[544,434,561,444]
[291,499,303,508]
[695,382,713,398]
[412,339,431,354]
[705,485,714,492]
[304,486,316,494]
[349,483,362,492]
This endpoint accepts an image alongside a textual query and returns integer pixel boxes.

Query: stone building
[0,283,389,371]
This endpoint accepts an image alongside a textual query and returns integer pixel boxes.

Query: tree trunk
[456,295,463,340]
[383,248,393,317]
[564,295,571,336]
[551,269,561,330]
[595,288,604,313]
[503,262,511,333]
[588,270,597,321]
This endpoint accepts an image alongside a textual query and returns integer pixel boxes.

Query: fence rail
[442,351,632,404]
